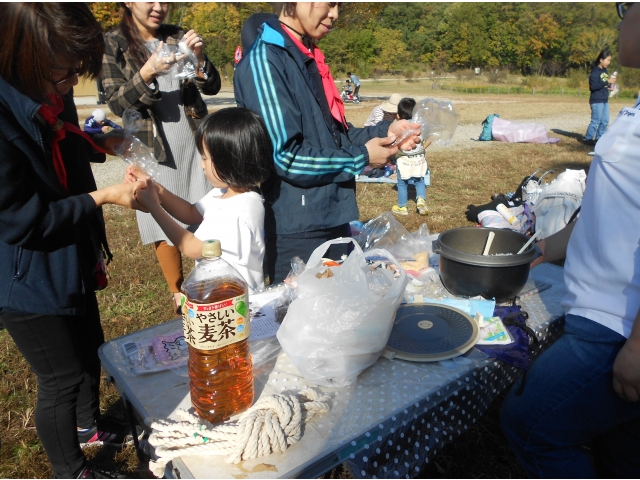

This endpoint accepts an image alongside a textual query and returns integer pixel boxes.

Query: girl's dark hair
[0,3,104,102]
[397,98,417,120]
[195,108,273,189]
[594,49,612,68]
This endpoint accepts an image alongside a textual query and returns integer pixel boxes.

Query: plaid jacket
[102,25,221,164]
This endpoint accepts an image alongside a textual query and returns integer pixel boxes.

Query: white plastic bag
[533,169,586,239]
[276,238,407,387]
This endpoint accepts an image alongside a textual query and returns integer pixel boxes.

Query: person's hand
[182,29,205,64]
[101,126,110,133]
[140,41,176,82]
[123,164,149,184]
[365,135,399,168]
[100,181,148,210]
[91,130,131,157]
[134,178,161,211]
[612,335,640,402]
[529,239,546,269]
[388,119,422,150]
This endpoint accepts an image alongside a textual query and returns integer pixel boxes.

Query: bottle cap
[202,239,222,258]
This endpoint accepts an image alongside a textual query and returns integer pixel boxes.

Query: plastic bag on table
[113,109,161,181]
[273,256,306,324]
[276,238,407,387]
[358,212,431,277]
[532,169,586,239]
[149,39,198,81]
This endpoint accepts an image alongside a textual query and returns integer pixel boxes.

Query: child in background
[392,98,432,216]
[83,108,122,134]
[131,108,272,294]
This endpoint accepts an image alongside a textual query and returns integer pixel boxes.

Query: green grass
[0,90,600,478]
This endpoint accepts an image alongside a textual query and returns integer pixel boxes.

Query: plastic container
[384,164,395,177]
[180,240,254,423]
[496,204,521,227]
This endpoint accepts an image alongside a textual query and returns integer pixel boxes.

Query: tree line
[90,3,626,79]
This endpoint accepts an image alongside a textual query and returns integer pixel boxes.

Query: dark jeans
[264,223,352,284]
[1,293,104,478]
[500,314,640,478]
[353,85,360,100]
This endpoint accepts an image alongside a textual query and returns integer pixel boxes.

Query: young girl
[132,108,272,294]
[392,97,432,216]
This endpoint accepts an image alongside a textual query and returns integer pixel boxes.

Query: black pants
[353,85,360,100]
[1,293,104,478]
[264,223,352,284]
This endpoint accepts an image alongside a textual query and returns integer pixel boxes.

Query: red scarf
[38,94,107,194]
[283,26,347,128]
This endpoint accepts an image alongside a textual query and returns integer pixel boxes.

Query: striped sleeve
[237,41,370,188]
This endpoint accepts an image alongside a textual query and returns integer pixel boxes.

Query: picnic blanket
[492,117,560,144]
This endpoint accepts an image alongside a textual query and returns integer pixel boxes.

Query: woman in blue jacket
[0,4,145,478]
[235,3,419,283]
[585,49,616,146]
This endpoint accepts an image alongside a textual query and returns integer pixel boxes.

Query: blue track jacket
[234,17,391,235]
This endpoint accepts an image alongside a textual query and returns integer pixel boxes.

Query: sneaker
[76,464,129,479]
[416,198,429,216]
[392,205,408,216]
[583,138,596,146]
[78,418,142,449]
[588,151,595,156]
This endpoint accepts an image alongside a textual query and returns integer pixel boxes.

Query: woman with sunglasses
[0,3,147,478]
[501,3,640,477]
[101,2,221,316]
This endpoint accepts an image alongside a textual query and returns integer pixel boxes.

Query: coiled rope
[145,388,331,477]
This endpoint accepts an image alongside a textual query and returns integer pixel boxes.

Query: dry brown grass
[0,90,607,478]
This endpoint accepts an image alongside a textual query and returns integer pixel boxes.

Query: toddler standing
[131,108,272,293]
[392,98,432,216]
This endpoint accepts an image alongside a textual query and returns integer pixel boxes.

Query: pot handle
[432,239,441,254]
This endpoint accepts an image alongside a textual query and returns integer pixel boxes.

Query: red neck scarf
[38,94,107,193]
[282,26,347,128]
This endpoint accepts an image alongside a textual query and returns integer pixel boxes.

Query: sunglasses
[616,2,633,19]
[47,66,81,86]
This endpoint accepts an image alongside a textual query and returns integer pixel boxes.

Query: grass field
[0,84,627,478]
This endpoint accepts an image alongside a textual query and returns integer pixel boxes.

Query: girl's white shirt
[194,189,265,294]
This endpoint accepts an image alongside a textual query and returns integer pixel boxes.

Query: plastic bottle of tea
[180,239,254,423]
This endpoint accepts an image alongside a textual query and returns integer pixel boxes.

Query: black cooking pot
[432,227,541,303]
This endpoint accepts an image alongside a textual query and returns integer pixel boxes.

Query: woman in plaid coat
[101,3,221,314]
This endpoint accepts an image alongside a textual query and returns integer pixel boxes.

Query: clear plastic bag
[358,212,432,277]
[153,39,198,81]
[392,98,460,147]
[276,238,407,387]
[113,109,161,181]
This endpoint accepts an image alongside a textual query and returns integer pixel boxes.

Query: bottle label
[181,293,250,350]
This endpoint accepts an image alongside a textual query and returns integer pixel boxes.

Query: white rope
[145,388,331,477]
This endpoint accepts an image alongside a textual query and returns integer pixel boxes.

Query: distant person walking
[347,71,361,101]
[584,49,615,146]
